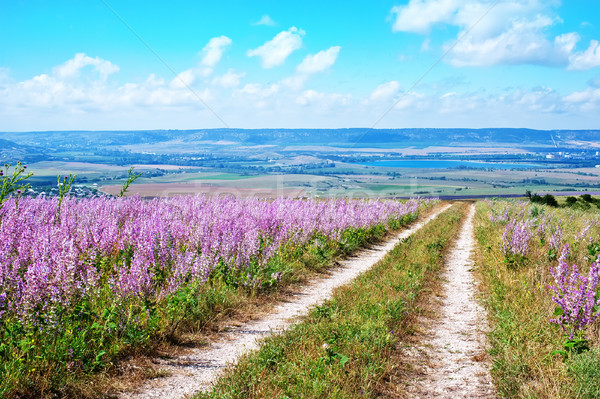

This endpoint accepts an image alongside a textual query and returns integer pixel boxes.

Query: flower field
[0,195,432,397]
[475,199,600,398]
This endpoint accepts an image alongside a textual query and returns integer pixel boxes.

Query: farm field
[20,160,600,199]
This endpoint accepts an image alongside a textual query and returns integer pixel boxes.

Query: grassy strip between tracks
[197,203,465,399]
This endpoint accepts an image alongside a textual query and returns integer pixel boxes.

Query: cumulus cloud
[247,27,305,68]
[369,81,401,101]
[53,52,119,81]
[295,89,350,109]
[390,0,600,69]
[253,15,276,26]
[390,0,461,34]
[3,49,600,130]
[170,69,196,89]
[238,82,280,98]
[212,69,245,88]
[569,40,600,70]
[449,15,574,67]
[296,46,341,74]
[276,46,341,91]
[201,36,232,69]
[169,36,233,88]
[564,87,600,106]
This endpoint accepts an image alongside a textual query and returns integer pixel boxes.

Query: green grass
[197,203,465,398]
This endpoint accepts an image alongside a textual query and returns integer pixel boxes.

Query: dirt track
[401,203,496,398]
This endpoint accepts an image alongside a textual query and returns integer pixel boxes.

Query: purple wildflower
[549,245,600,339]
[501,219,533,257]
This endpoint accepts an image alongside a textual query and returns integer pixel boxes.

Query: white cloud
[201,36,232,69]
[170,69,196,89]
[390,0,461,34]
[253,15,276,26]
[369,81,400,101]
[54,52,119,81]
[449,15,573,67]
[169,36,233,89]
[296,46,341,74]
[212,69,245,88]
[3,51,600,130]
[295,89,350,109]
[296,89,324,106]
[276,46,341,91]
[569,40,600,70]
[564,87,600,105]
[281,74,308,90]
[247,27,305,68]
[393,91,426,110]
[238,83,280,98]
[389,0,598,69]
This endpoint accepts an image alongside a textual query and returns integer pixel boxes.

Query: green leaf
[551,349,566,358]
[95,350,107,362]
[553,307,564,317]
[339,355,350,366]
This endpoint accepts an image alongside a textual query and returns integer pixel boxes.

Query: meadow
[0,178,432,397]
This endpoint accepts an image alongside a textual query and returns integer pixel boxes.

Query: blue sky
[1,0,600,130]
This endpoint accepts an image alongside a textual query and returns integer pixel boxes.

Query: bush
[580,194,593,203]
[530,193,558,207]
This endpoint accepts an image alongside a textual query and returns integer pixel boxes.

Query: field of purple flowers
[0,194,432,397]
[476,199,600,398]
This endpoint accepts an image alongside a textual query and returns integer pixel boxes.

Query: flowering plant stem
[55,174,76,223]
[119,167,142,197]
[0,161,32,212]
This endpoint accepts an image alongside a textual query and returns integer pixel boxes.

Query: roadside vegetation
[474,199,600,398]
[526,190,600,211]
[198,203,465,399]
[0,163,435,398]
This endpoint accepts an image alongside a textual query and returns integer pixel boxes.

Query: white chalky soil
[403,203,495,398]
[120,205,451,399]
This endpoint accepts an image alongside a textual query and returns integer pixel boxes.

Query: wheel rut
[401,203,495,398]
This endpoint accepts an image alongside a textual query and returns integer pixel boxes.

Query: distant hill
[1,128,598,150]
[0,138,47,163]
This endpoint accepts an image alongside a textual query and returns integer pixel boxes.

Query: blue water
[354,160,542,169]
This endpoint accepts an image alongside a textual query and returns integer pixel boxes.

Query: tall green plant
[0,161,33,211]
[55,174,77,222]
[119,167,142,197]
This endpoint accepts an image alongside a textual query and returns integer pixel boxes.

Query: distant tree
[580,194,593,203]
[525,190,532,199]
[531,193,542,203]
[566,196,578,206]
[542,194,558,207]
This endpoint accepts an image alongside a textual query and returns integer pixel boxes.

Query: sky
[1,0,600,131]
